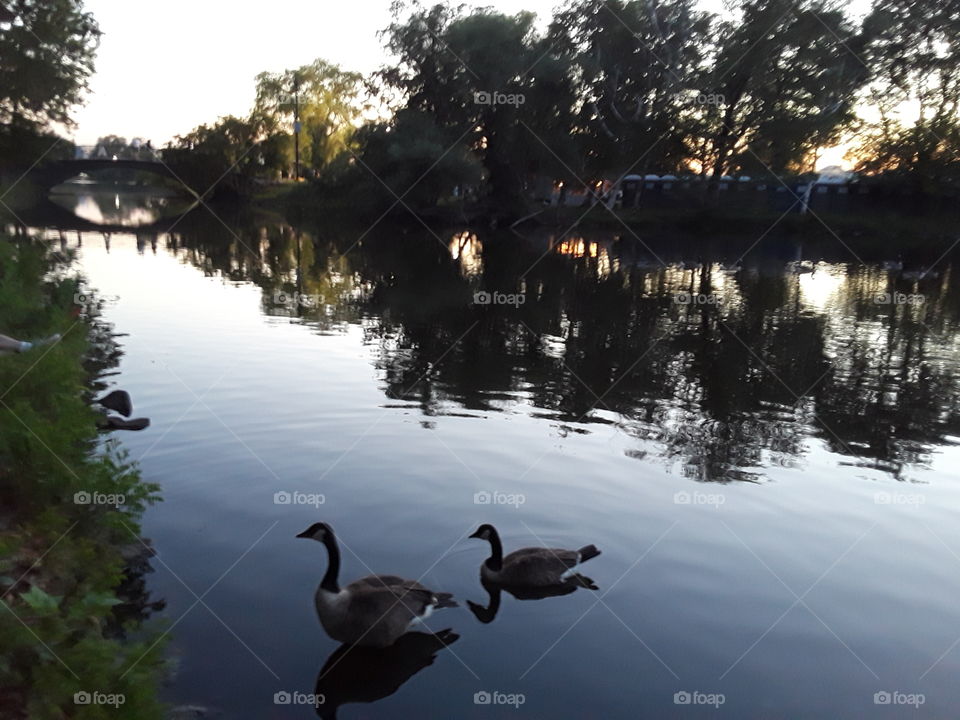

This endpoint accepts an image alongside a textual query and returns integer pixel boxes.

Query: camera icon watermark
[674,292,721,306]
[874,690,924,707]
[473,690,525,707]
[874,491,924,508]
[474,490,525,508]
[273,291,323,309]
[74,691,125,707]
[273,491,325,507]
[674,491,725,508]
[671,91,725,106]
[473,91,525,107]
[674,690,725,707]
[73,290,96,314]
[273,690,325,706]
[473,291,526,307]
[74,490,125,507]
[873,292,924,305]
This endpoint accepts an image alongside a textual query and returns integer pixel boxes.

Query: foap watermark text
[674,690,725,707]
[874,691,924,707]
[74,491,125,507]
[474,690,525,707]
[675,491,725,508]
[274,491,325,507]
[474,491,525,508]
[274,291,323,309]
[474,91,525,107]
[474,291,525,307]
[74,691,125,707]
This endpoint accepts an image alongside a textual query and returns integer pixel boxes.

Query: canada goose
[467,576,598,624]
[469,524,601,588]
[296,522,458,648]
[313,629,459,719]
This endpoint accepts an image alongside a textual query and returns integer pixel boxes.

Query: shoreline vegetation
[0,239,166,719]
[253,182,959,254]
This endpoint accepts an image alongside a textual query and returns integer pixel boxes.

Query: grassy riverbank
[0,239,166,719]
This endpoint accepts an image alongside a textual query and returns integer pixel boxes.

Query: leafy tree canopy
[0,0,100,128]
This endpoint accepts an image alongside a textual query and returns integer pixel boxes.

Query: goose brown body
[298,522,457,648]
[470,524,601,588]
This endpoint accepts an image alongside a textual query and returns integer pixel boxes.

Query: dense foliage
[0,241,165,719]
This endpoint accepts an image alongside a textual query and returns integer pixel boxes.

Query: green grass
[0,239,166,719]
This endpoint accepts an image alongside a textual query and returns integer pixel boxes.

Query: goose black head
[296,522,333,542]
[469,524,496,541]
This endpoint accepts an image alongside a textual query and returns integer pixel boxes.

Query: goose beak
[468,529,483,539]
[295,529,312,539]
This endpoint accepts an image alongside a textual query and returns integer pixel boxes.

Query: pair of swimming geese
[296,522,601,648]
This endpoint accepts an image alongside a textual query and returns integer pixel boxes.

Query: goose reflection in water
[313,629,460,719]
[467,575,598,624]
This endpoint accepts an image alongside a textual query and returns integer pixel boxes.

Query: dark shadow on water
[312,629,460,720]
[467,576,598,624]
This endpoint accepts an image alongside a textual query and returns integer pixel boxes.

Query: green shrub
[0,239,165,719]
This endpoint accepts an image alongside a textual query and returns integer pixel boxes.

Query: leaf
[19,586,61,613]
[82,591,122,609]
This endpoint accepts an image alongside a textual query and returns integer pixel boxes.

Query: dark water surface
[29,193,960,718]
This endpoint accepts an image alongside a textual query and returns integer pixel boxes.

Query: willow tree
[253,59,364,176]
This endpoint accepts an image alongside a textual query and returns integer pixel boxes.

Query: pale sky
[71,0,559,145]
[71,0,871,169]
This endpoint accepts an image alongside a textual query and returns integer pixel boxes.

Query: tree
[254,59,364,176]
[353,109,483,208]
[691,0,867,183]
[0,0,100,128]
[854,0,960,192]
[381,3,577,204]
[164,115,286,197]
[555,0,714,178]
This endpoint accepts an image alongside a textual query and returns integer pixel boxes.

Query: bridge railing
[72,144,164,162]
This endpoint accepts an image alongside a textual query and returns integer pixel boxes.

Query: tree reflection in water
[141,215,960,484]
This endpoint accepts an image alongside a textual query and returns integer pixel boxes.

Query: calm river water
[27,192,960,718]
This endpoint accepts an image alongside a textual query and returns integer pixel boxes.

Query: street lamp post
[279,79,302,181]
[293,86,301,181]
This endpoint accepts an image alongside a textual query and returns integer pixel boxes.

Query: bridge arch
[32,155,200,199]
